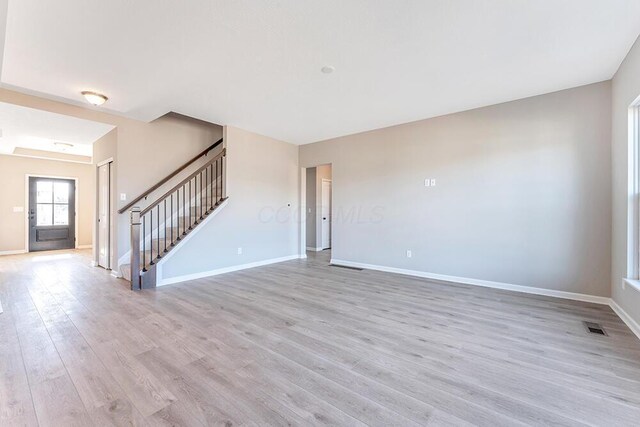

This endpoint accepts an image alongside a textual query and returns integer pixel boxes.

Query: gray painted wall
[161,126,299,279]
[612,36,640,325]
[300,82,612,297]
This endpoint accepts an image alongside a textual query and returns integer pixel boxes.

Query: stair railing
[128,145,226,290]
[119,138,223,214]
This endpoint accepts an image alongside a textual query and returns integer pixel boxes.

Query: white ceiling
[0,101,114,156]
[1,1,639,144]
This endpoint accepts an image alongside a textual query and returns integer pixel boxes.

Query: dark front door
[29,177,76,252]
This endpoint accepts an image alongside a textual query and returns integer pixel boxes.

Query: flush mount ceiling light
[53,141,74,151]
[321,65,335,74]
[81,90,108,106]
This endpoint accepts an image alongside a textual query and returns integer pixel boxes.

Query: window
[36,180,69,226]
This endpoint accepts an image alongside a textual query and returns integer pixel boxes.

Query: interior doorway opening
[303,164,332,253]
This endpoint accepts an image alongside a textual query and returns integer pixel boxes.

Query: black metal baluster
[221,156,224,199]
[191,177,195,227]
[189,177,198,229]
[192,177,195,227]
[195,174,198,220]
[182,185,186,235]
[215,159,218,204]
[149,210,154,265]
[163,199,167,253]
[142,215,146,271]
[188,179,192,229]
[200,171,203,219]
[177,188,181,239]
[171,192,174,246]
[205,167,208,212]
[157,205,160,258]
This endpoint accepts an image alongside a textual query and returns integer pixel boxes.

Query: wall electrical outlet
[424,179,430,187]
[237,247,243,255]
[406,250,412,258]
[430,179,436,186]
[120,193,127,201]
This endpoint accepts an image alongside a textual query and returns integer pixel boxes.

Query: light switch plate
[424,179,430,187]
[120,193,127,201]
[430,179,436,186]
[13,206,24,213]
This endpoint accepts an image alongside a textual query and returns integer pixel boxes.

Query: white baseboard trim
[110,269,122,279]
[330,259,611,305]
[157,254,303,287]
[610,300,640,341]
[0,249,27,256]
[77,245,92,249]
[306,247,324,252]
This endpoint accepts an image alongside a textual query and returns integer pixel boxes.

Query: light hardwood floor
[0,249,639,426]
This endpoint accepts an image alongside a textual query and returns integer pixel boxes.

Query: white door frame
[320,178,332,249]
[94,157,113,268]
[24,174,80,252]
[299,167,307,256]
[299,164,333,255]
[97,160,112,269]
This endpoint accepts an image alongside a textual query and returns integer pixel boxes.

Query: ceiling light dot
[81,91,108,106]
[321,65,335,74]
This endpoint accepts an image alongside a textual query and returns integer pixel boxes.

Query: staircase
[119,138,227,290]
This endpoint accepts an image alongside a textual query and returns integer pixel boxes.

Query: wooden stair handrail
[118,137,223,214]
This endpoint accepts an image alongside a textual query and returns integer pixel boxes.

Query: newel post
[130,207,141,291]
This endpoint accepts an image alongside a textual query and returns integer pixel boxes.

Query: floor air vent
[583,321,607,336]
[330,264,363,271]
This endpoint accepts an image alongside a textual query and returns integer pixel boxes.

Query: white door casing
[321,179,332,249]
[98,162,110,268]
